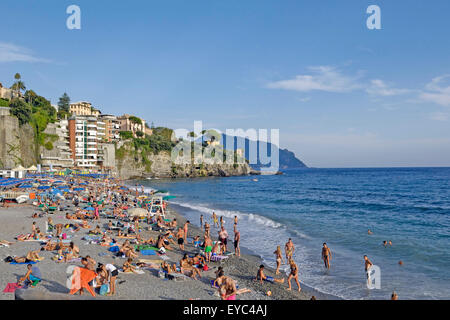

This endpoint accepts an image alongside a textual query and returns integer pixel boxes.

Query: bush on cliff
[9,98,32,125]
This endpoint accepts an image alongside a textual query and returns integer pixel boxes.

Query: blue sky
[1,0,450,167]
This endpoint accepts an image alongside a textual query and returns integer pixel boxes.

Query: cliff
[115,141,252,180]
[0,113,38,168]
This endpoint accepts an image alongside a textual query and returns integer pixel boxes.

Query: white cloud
[0,42,50,63]
[429,112,448,121]
[419,75,450,106]
[267,66,362,93]
[366,79,410,96]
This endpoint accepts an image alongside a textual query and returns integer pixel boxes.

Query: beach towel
[135,245,159,251]
[138,259,162,264]
[9,261,37,265]
[158,254,170,261]
[69,267,97,297]
[210,255,229,262]
[82,235,102,241]
[140,250,156,256]
[3,283,23,293]
[118,269,145,274]
[167,273,190,281]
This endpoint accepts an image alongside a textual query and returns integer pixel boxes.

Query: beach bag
[203,265,209,271]
[108,246,119,252]
[99,284,109,296]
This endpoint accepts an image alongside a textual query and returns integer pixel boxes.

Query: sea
[132,167,450,300]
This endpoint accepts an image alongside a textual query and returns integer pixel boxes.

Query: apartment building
[67,116,108,170]
[69,101,102,116]
[99,114,120,142]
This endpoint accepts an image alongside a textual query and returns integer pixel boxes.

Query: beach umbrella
[37,186,50,190]
[85,206,95,211]
[155,190,168,194]
[73,188,84,191]
[163,195,176,200]
[128,208,148,217]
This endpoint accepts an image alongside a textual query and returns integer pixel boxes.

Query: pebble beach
[0,188,315,300]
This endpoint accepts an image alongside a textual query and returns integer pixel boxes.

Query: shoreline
[169,202,340,301]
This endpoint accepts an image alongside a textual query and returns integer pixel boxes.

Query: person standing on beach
[234,229,240,257]
[200,215,204,227]
[274,246,285,275]
[364,255,373,286]
[285,238,295,261]
[220,216,224,228]
[183,220,190,241]
[287,259,301,292]
[218,226,229,253]
[204,236,213,262]
[204,222,210,238]
[234,215,238,226]
[322,243,332,269]
[176,227,185,251]
[212,212,219,228]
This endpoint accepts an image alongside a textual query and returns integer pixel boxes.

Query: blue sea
[135,167,450,300]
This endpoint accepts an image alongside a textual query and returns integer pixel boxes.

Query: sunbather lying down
[0,240,14,246]
[13,251,43,263]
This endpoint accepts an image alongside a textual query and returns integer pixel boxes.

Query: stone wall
[0,114,37,169]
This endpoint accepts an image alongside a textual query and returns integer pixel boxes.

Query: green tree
[136,131,144,137]
[58,92,71,113]
[11,73,26,96]
[119,131,133,140]
[9,98,32,125]
[129,116,142,125]
[24,90,37,105]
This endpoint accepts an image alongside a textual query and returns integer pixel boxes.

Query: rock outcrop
[115,144,252,180]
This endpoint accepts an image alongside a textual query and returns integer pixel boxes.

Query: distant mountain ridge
[220,134,307,170]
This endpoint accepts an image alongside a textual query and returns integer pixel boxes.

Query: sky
[1,0,450,168]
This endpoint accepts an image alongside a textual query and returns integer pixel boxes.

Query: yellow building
[69,101,97,116]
